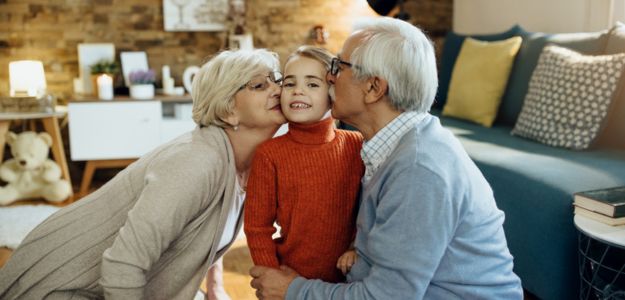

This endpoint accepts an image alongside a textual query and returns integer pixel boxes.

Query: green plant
[90,59,119,75]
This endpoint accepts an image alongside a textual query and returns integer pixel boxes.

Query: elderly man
[249,17,523,300]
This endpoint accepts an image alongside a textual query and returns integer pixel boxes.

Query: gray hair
[191,49,280,127]
[351,17,438,113]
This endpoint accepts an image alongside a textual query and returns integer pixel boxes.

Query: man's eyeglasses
[330,57,354,76]
[240,71,283,91]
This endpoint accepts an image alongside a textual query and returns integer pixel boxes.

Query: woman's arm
[100,148,214,299]
[244,150,280,268]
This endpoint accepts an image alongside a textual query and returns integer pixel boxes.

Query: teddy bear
[0,131,72,205]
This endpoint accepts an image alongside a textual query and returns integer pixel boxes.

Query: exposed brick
[93,13,108,24]
[0,0,451,97]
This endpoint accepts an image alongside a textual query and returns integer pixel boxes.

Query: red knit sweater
[244,118,364,283]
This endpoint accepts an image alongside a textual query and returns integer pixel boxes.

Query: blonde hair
[191,49,280,127]
[285,45,333,73]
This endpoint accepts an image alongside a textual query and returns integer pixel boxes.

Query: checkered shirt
[361,111,426,183]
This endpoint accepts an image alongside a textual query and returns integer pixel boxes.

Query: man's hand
[249,265,299,300]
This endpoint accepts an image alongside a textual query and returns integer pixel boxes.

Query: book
[574,206,625,226]
[573,186,625,218]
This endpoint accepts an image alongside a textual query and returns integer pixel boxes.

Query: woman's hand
[336,250,358,275]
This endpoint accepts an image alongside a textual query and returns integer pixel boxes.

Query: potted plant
[128,69,156,99]
[89,60,119,97]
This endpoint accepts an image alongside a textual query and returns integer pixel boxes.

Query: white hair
[191,49,280,127]
[351,17,438,113]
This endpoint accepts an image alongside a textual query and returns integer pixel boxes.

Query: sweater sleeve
[286,164,456,300]
[244,149,280,268]
[100,148,212,299]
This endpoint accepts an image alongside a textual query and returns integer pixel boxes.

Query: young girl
[244,45,364,283]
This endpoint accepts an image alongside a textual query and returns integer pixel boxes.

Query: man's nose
[326,72,336,85]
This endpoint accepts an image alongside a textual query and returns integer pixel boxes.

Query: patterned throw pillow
[511,45,625,150]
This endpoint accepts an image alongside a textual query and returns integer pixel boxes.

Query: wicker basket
[0,95,55,113]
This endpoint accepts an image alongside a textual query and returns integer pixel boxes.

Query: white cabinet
[68,99,196,161]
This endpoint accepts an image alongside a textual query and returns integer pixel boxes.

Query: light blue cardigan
[287,114,523,299]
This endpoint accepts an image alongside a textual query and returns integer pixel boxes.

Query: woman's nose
[269,82,281,98]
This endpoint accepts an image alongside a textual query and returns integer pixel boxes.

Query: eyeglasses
[240,71,283,91]
[330,57,354,76]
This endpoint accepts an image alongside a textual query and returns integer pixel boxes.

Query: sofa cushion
[443,37,522,127]
[438,114,625,300]
[496,30,610,126]
[605,21,625,54]
[511,45,625,149]
[595,22,625,150]
[435,25,526,109]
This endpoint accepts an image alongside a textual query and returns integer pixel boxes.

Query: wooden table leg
[41,116,71,188]
[79,160,97,197]
[79,159,135,197]
[0,120,10,161]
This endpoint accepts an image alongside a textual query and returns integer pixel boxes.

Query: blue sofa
[434,24,625,300]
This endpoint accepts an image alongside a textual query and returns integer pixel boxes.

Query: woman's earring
[233,124,239,131]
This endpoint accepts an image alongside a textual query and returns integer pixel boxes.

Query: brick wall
[0,0,451,100]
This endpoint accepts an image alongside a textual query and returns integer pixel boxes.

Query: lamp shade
[9,60,47,97]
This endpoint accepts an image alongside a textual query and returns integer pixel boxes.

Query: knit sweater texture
[244,117,364,283]
[286,114,523,299]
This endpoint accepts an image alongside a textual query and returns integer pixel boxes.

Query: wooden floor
[220,238,256,299]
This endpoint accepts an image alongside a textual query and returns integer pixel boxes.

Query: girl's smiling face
[280,55,331,124]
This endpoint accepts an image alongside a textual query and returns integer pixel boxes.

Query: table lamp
[9,60,47,97]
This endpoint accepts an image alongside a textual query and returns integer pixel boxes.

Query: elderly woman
[0,48,285,300]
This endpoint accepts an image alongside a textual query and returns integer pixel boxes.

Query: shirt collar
[361,111,425,182]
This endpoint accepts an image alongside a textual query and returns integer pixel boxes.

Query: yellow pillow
[442,36,522,127]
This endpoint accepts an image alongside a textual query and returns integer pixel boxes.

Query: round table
[574,214,625,299]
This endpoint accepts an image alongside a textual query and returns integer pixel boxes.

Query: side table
[0,111,72,196]
[575,215,625,299]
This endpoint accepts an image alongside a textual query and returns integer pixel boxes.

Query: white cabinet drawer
[68,101,162,160]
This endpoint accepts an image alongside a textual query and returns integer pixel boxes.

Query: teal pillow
[496,30,610,126]
[434,25,526,109]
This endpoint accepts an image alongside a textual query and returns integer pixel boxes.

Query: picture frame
[120,51,149,87]
[163,0,228,32]
[77,43,115,95]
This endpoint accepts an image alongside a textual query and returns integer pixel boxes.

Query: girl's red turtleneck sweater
[244,117,364,283]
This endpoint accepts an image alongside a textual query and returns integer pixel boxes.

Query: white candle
[97,74,114,100]
[163,77,175,94]
[162,65,171,80]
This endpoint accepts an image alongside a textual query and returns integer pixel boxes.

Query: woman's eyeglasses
[330,57,354,76]
[241,71,284,91]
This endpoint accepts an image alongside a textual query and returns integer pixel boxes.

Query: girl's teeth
[290,103,311,109]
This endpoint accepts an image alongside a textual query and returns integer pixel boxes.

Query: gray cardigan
[0,125,240,300]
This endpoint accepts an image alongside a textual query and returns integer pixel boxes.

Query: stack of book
[574,186,625,226]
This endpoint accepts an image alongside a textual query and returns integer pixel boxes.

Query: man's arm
[253,165,457,300]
